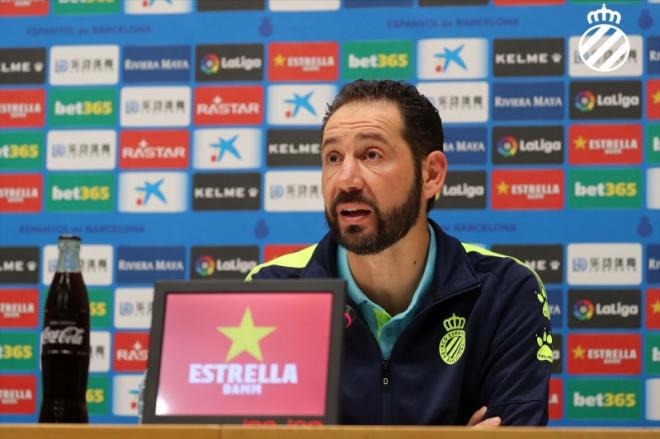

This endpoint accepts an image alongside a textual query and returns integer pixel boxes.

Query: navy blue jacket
[247,220,552,426]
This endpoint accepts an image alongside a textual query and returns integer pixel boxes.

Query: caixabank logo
[434,171,486,210]
[492,126,563,165]
[118,172,187,213]
[114,332,149,372]
[0,332,37,370]
[0,289,38,329]
[196,44,263,82]
[194,86,263,126]
[46,173,114,212]
[570,81,641,120]
[417,82,488,123]
[267,84,336,126]
[569,124,642,165]
[492,82,564,121]
[0,47,46,84]
[568,289,640,329]
[490,244,563,284]
[417,38,488,80]
[0,247,39,284]
[116,246,185,284]
[0,174,42,213]
[567,243,641,286]
[567,379,641,420]
[112,374,142,416]
[267,129,320,167]
[342,40,412,80]
[0,89,45,128]
[0,0,48,16]
[114,288,153,329]
[193,173,261,211]
[0,375,36,415]
[120,130,189,169]
[193,128,261,169]
[442,127,486,165]
[42,244,113,286]
[49,45,119,85]
[121,86,191,127]
[268,42,338,82]
[493,38,564,77]
[123,45,190,83]
[47,130,117,171]
[491,170,564,210]
[0,131,42,170]
[568,334,641,375]
[191,246,259,280]
[49,88,116,127]
[569,169,642,209]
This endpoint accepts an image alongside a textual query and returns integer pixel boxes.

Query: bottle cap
[58,235,81,242]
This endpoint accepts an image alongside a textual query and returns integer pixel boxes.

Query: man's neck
[346,218,431,316]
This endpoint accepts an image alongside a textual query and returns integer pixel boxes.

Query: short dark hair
[322,79,444,211]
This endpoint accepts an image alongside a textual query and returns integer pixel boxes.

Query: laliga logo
[497,136,518,158]
[578,4,630,73]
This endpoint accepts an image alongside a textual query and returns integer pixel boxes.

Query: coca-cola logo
[41,326,85,345]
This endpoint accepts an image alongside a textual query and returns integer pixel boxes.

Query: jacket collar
[301,219,480,306]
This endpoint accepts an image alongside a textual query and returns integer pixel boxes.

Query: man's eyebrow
[321,136,337,150]
[356,132,389,144]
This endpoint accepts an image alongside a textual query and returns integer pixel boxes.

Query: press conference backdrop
[0,0,659,427]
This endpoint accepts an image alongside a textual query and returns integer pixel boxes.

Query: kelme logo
[0,131,42,170]
[567,379,641,420]
[342,41,413,80]
[46,173,114,212]
[49,88,116,127]
[536,330,553,363]
[569,169,642,209]
[438,313,466,365]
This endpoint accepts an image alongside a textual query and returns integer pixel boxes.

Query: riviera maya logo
[578,3,630,73]
[439,313,466,365]
[536,330,553,363]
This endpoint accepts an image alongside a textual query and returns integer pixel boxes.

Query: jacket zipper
[382,358,391,423]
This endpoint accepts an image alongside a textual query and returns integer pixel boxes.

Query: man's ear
[423,150,447,201]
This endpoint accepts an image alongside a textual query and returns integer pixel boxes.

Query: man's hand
[467,406,502,428]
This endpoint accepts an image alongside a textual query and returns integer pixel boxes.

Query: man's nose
[336,156,364,192]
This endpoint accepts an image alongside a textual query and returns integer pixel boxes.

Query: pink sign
[157,292,333,416]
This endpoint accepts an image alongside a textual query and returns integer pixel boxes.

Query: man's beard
[324,170,422,255]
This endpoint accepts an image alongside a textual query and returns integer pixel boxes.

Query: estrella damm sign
[569,169,642,209]
[0,332,37,370]
[48,88,116,127]
[342,40,413,80]
[567,379,641,420]
[46,173,114,212]
[0,131,42,170]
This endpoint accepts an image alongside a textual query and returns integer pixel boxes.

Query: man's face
[321,100,423,255]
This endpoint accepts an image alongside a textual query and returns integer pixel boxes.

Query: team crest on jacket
[439,313,466,365]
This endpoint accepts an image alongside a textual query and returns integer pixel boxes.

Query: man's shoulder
[246,243,327,280]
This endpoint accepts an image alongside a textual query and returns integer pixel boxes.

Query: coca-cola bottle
[39,235,90,423]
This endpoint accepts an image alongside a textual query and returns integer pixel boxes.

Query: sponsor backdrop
[0,0,660,427]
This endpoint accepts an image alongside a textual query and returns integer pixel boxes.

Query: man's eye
[326,153,340,164]
[366,150,381,160]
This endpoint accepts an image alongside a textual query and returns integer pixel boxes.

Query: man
[247,80,552,426]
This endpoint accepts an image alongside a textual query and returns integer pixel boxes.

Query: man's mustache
[331,191,378,213]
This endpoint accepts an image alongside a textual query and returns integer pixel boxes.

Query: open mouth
[338,205,371,222]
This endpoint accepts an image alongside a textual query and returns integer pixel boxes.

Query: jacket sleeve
[479,270,552,426]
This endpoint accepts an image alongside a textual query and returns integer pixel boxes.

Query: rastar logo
[0,89,45,127]
[567,379,641,420]
[648,289,660,329]
[491,170,564,210]
[118,172,186,213]
[188,308,298,396]
[568,334,641,375]
[569,124,642,164]
[194,86,263,125]
[120,130,189,169]
[569,169,642,209]
[0,0,48,16]
[0,375,36,415]
[114,332,149,372]
[417,38,488,80]
[0,289,38,328]
[47,130,116,171]
[343,40,412,80]
[0,174,42,212]
[268,42,338,81]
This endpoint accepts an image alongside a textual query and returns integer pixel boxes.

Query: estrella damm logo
[86,375,110,415]
[46,173,114,212]
[0,131,42,170]
[49,88,116,127]
[88,289,112,329]
[567,379,641,420]
[342,40,413,80]
[438,313,466,365]
[569,169,642,209]
[0,332,37,370]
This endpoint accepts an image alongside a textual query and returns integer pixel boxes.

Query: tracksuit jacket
[247,219,552,426]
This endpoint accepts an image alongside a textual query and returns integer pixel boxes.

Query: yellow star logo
[653,90,660,106]
[274,53,286,67]
[652,299,660,315]
[573,344,586,359]
[217,308,276,362]
[497,180,509,195]
[574,135,587,150]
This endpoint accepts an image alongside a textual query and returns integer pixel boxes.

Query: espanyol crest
[439,313,466,365]
[578,4,630,73]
